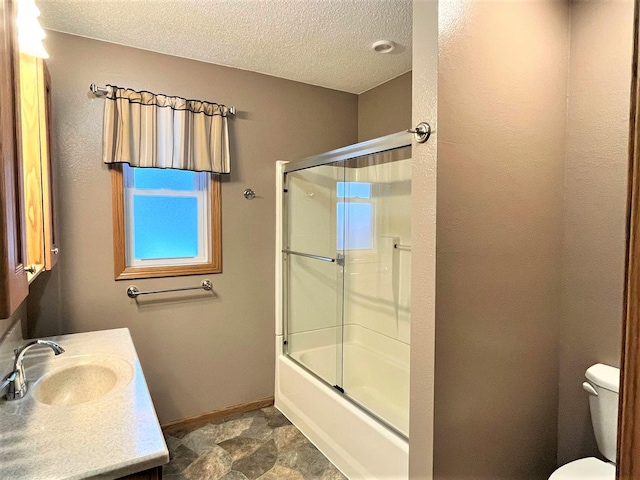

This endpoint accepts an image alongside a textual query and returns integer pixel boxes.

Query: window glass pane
[133,167,197,191]
[133,195,199,259]
[337,202,373,250]
[337,181,371,199]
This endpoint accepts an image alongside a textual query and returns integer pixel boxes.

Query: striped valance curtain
[102,85,231,174]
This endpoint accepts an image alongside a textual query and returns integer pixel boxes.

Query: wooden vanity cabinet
[0,0,28,319]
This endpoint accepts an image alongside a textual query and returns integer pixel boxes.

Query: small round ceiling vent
[372,40,396,54]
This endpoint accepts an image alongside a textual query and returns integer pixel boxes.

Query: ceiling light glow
[17,0,48,59]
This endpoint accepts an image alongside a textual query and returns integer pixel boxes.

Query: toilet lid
[549,457,615,480]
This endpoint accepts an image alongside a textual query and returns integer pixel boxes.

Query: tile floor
[163,406,347,480]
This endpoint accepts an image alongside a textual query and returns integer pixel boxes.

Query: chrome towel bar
[127,280,213,299]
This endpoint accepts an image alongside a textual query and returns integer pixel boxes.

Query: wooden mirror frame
[0,0,28,319]
[619,1,640,478]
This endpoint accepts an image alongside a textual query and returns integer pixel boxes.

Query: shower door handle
[282,250,336,263]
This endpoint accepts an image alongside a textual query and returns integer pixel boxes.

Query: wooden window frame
[111,164,221,280]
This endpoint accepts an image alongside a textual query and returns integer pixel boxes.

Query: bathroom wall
[434,1,569,478]
[0,309,19,342]
[27,31,358,423]
[0,302,26,370]
[557,0,633,465]
[0,304,26,380]
[358,71,411,142]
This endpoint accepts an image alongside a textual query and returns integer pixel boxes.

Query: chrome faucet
[2,340,65,400]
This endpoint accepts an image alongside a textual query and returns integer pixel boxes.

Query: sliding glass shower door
[283,135,412,436]
[341,147,412,434]
[284,162,345,388]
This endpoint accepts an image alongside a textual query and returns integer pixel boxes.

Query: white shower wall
[343,159,412,345]
[285,158,412,350]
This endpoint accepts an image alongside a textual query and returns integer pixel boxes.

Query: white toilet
[549,363,620,479]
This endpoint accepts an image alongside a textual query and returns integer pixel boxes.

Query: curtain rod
[89,83,236,115]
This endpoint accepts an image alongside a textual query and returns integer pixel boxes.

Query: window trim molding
[111,164,222,280]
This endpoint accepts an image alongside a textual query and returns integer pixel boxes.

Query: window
[111,164,221,279]
[336,181,374,250]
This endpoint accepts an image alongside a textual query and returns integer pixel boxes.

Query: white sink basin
[31,355,133,407]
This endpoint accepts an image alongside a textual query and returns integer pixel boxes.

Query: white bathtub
[275,325,409,479]
[288,324,410,436]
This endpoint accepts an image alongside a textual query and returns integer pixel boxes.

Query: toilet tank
[584,364,620,463]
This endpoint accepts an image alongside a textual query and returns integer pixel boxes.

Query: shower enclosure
[275,132,412,479]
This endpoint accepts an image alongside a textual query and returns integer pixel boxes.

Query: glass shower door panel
[285,163,345,387]
[286,164,343,259]
[341,146,412,436]
[286,254,344,386]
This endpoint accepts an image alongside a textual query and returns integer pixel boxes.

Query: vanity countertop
[0,328,169,479]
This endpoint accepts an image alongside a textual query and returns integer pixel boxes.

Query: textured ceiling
[38,0,412,94]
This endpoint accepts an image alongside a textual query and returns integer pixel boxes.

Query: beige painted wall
[358,71,412,143]
[434,2,569,478]
[27,31,358,423]
[0,311,18,343]
[0,302,26,375]
[557,0,633,466]
[0,301,25,359]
